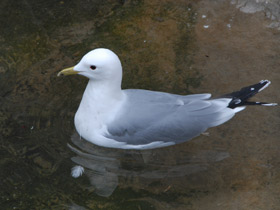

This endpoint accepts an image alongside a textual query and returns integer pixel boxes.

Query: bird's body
[58,48,276,150]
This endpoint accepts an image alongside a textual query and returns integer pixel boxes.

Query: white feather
[71,165,84,178]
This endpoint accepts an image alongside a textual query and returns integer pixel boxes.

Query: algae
[0,0,206,209]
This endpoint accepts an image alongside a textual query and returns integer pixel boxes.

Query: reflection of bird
[68,133,230,197]
[58,48,277,149]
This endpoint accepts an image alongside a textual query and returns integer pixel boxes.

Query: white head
[75,48,122,81]
[58,48,123,87]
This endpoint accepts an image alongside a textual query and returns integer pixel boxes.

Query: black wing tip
[227,79,276,109]
[258,80,271,92]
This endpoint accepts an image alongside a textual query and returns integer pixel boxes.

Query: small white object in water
[203,25,210,29]
[202,15,207,18]
[227,23,231,28]
[71,165,84,178]
[202,132,210,136]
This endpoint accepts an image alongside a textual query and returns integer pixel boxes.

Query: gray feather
[106,90,234,145]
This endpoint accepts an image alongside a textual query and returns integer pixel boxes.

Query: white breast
[74,89,126,142]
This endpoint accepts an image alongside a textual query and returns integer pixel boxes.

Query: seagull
[58,48,277,150]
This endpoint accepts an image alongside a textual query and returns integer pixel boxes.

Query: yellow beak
[57,66,79,76]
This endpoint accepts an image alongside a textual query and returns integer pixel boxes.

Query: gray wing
[106,89,235,145]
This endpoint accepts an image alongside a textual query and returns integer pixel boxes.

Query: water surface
[1,0,279,209]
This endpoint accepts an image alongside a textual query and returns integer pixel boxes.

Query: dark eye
[90,65,96,70]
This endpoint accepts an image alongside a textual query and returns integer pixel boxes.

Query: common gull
[58,48,277,149]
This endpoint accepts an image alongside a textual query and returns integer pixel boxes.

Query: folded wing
[105,89,236,146]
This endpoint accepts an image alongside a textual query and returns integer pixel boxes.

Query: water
[0,0,279,209]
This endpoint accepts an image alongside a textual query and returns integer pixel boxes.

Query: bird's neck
[83,79,124,103]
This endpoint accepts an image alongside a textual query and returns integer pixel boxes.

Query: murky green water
[1,0,279,209]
